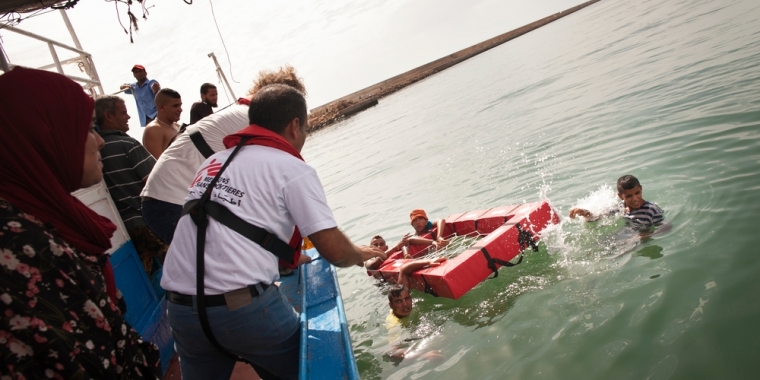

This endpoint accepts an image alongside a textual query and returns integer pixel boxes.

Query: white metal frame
[0,9,104,96]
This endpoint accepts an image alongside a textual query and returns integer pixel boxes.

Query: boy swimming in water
[569,174,664,230]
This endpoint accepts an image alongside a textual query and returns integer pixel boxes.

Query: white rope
[209,0,239,83]
[416,232,483,261]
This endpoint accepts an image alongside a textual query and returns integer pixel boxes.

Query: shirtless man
[141,66,306,244]
[143,88,182,159]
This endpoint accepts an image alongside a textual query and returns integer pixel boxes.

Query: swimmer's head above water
[364,235,388,270]
[617,174,645,211]
[388,284,413,318]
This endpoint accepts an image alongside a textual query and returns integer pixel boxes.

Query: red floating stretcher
[367,201,559,299]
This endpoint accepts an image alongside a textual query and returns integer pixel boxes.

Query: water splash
[539,185,641,278]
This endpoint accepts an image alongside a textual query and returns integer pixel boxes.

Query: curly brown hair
[248,65,307,96]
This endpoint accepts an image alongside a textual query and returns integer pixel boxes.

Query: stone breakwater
[307,0,603,131]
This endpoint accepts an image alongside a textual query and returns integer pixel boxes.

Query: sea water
[303,0,760,378]
[5,0,760,378]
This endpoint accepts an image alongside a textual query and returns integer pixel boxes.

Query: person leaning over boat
[142,88,183,159]
[160,84,386,380]
[569,174,664,231]
[0,67,161,379]
[94,95,168,275]
[120,64,160,127]
[141,65,306,245]
[189,82,218,124]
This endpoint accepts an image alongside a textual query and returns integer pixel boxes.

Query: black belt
[166,284,269,307]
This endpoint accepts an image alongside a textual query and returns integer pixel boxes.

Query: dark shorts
[141,198,183,244]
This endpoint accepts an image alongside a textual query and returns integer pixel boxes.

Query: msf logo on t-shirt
[190,159,223,188]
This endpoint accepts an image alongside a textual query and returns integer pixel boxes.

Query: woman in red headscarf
[0,67,160,379]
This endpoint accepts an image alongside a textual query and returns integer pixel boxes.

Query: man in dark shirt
[95,95,168,274]
[189,83,218,124]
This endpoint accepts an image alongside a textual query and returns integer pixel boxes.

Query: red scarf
[0,67,118,300]
[223,124,304,267]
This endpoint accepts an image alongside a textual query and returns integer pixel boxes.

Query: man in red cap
[120,64,161,127]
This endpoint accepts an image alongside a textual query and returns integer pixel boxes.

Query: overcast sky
[2,0,583,136]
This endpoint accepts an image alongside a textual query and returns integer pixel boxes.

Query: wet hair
[387,284,408,302]
[248,65,307,96]
[371,235,384,243]
[200,83,217,95]
[94,95,125,125]
[155,88,181,106]
[248,84,307,133]
[617,175,641,193]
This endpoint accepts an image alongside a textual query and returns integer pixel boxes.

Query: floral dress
[0,198,160,379]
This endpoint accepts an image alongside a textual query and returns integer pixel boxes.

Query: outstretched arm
[435,219,447,240]
[407,235,449,251]
[309,227,386,267]
[434,219,449,248]
[397,258,446,288]
[408,236,434,246]
[569,208,601,221]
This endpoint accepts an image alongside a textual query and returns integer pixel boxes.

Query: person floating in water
[364,229,446,270]
[385,258,446,362]
[365,234,412,265]
[569,174,664,230]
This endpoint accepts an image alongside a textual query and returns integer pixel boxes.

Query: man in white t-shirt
[140,101,249,243]
[161,84,386,380]
[140,67,307,244]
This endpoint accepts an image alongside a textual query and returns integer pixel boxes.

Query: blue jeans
[167,284,300,380]
[141,198,182,244]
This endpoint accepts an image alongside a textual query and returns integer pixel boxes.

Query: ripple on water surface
[304,0,760,378]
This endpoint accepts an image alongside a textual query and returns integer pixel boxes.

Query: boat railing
[299,251,361,380]
[0,9,104,97]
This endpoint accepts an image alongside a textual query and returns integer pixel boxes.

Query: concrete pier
[307,0,602,130]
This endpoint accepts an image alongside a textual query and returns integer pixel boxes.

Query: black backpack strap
[188,137,250,364]
[188,124,215,159]
[181,138,284,380]
[182,199,295,263]
[167,123,189,147]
